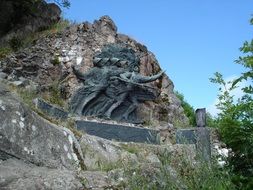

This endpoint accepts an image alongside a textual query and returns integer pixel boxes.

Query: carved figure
[70,44,164,123]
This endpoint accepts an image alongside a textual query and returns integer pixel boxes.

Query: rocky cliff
[0,14,196,189]
[0,15,189,128]
[0,0,61,45]
[0,81,197,189]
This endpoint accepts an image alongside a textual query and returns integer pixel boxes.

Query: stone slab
[0,83,84,170]
[35,98,68,119]
[76,120,160,144]
[0,159,83,190]
[176,129,196,144]
[196,128,211,161]
[176,128,211,161]
[196,108,206,127]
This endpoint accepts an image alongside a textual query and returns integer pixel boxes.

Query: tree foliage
[210,18,253,189]
[175,91,196,126]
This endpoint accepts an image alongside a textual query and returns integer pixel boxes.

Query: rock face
[80,133,138,170]
[0,82,85,171]
[0,159,83,190]
[0,0,61,43]
[0,15,189,127]
[0,82,195,189]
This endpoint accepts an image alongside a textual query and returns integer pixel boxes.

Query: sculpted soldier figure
[104,60,164,120]
[70,44,164,123]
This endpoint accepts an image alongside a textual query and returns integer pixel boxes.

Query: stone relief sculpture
[70,44,164,123]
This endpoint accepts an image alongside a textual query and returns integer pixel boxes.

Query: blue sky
[63,0,252,115]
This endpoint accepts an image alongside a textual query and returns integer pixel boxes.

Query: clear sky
[63,0,253,115]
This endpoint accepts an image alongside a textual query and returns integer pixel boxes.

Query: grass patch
[0,47,12,59]
[96,160,124,172]
[125,150,235,190]
[41,81,65,108]
[9,84,37,108]
[61,118,83,138]
[22,19,70,47]
[50,56,60,65]
[0,19,70,54]
[8,83,83,139]
[120,144,140,154]
[8,36,23,51]
[47,19,70,34]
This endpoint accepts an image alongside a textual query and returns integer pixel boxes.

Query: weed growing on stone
[42,81,65,107]
[61,118,83,138]
[23,19,70,46]
[120,144,140,154]
[51,56,61,65]
[8,36,24,51]
[47,19,70,34]
[7,83,84,139]
[125,149,235,190]
[173,118,188,128]
[0,47,12,59]
[96,160,124,172]
[1,19,71,54]
[14,86,37,108]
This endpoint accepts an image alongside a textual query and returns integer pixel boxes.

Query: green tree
[210,18,253,189]
[175,91,196,126]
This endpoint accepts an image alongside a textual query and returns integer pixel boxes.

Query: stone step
[75,120,160,144]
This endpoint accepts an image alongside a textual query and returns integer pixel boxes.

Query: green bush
[126,151,234,190]
[8,36,23,51]
[175,91,196,126]
[210,73,253,189]
[0,48,12,59]
[51,56,60,65]
[210,18,253,189]
[46,82,65,107]
[206,112,218,128]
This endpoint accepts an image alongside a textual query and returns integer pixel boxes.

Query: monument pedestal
[176,108,211,161]
[75,120,160,144]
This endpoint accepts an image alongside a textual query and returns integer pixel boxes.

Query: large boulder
[0,82,85,170]
[0,159,83,190]
[80,133,138,170]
